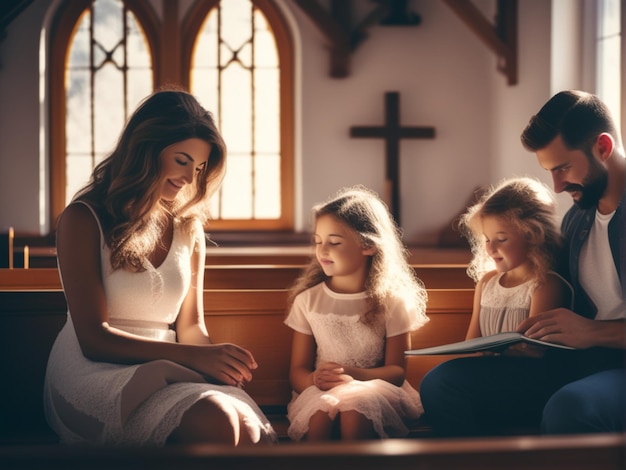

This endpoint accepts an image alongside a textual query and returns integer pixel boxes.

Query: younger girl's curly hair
[288,185,428,325]
[460,177,563,285]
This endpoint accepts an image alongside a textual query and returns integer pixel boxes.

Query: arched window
[49,0,158,224]
[48,0,294,233]
[183,0,294,231]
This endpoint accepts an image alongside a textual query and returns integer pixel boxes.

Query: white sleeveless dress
[479,272,572,336]
[43,202,276,445]
[284,282,427,440]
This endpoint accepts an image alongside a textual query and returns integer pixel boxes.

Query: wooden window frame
[48,0,160,228]
[49,0,294,233]
[181,0,295,231]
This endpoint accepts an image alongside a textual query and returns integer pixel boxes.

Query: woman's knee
[169,397,240,445]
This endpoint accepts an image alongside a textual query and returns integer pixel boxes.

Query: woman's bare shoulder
[57,202,100,247]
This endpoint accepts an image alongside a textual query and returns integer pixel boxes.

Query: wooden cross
[350,92,435,225]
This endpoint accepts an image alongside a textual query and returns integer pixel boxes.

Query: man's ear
[596,133,615,162]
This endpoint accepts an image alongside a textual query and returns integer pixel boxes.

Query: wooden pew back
[20,245,473,269]
[0,264,474,291]
[202,288,474,406]
[2,286,623,468]
[0,287,473,443]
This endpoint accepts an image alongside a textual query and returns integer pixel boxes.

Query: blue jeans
[419,354,577,437]
[542,368,626,434]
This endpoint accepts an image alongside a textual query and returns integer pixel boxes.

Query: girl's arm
[506,273,573,357]
[528,272,572,317]
[340,332,408,387]
[465,272,494,339]
[58,204,255,386]
[288,331,317,393]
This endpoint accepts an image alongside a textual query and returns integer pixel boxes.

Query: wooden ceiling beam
[291,0,518,84]
[441,0,517,85]
[0,0,34,40]
[293,0,417,78]
[293,0,352,78]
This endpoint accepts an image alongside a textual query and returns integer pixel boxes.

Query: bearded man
[419,91,625,436]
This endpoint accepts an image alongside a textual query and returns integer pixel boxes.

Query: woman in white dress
[285,186,429,441]
[43,89,276,446]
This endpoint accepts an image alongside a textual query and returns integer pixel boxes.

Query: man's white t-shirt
[579,209,626,319]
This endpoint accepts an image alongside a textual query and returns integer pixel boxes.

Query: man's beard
[564,158,608,210]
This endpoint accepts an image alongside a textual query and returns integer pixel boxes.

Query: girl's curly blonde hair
[460,177,563,285]
[288,185,428,325]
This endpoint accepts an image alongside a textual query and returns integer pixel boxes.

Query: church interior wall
[0,0,573,245]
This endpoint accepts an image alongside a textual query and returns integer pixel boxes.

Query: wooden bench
[2,287,624,469]
[0,264,474,291]
[0,433,624,470]
[0,287,474,444]
[18,245,472,269]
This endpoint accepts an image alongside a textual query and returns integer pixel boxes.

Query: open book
[405,332,574,355]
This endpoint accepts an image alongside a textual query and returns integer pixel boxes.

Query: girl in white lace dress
[43,89,276,446]
[284,186,429,441]
[460,177,573,343]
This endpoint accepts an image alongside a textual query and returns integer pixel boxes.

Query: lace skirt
[43,319,277,445]
[286,379,423,441]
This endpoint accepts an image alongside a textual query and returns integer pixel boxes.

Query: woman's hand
[313,362,353,391]
[193,343,258,387]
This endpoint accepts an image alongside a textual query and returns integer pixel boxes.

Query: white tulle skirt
[286,379,423,441]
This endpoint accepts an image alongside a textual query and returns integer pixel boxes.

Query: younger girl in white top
[460,177,572,344]
[284,185,429,441]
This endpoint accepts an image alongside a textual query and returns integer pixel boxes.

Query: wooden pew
[20,245,472,269]
[0,287,473,444]
[0,290,67,444]
[19,245,317,268]
[2,287,624,470]
[0,264,474,291]
[0,433,624,470]
[205,264,474,289]
[201,288,475,409]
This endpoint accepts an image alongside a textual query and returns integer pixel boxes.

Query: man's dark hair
[521,90,617,155]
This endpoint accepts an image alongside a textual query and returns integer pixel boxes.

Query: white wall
[0,0,50,234]
[0,0,566,244]
[491,0,553,198]
[290,0,495,242]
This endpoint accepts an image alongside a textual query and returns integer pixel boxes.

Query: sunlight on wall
[596,0,621,130]
[551,0,620,128]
